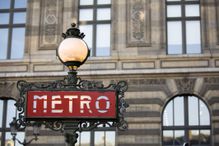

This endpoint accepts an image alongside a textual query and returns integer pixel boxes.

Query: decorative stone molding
[126,0,151,47]
[39,0,63,50]
[175,78,196,94]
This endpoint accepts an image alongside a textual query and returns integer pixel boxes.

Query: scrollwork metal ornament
[13,72,129,146]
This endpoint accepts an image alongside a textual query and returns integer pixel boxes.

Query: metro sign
[26,91,117,120]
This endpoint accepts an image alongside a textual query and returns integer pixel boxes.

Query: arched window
[0,98,24,146]
[162,95,211,146]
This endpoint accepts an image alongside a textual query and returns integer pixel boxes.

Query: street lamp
[57,23,89,72]
[11,23,129,146]
[10,117,40,146]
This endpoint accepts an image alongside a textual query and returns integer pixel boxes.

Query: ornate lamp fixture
[57,23,89,72]
[10,23,129,146]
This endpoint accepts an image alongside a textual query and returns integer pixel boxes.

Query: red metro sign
[26,91,117,120]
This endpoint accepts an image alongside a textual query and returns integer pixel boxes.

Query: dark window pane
[0,100,3,127]
[189,130,199,145]
[6,100,16,127]
[200,130,210,144]
[0,13,10,24]
[95,131,105,145]
[174,130,184,145]
[0,0,10,9]
[167,21,183,54]
[79,9,93,21]
[163,100,173,126]
[167,5,181,17]
[163,130,174,145]
[11,28,25,59]
[0,28,9,59]
[13,12,26,24]
[97,0,111,5]
[14,0,27,8]
[188,96,199,125]
[106,131,115,146]
[97,8,111,20]
[96,24,110,56]
[186,21,201,54]
[174,96,184,126]
[80,0,93,5]
[200,100,210,125]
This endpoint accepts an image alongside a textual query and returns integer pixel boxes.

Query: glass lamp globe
[57,23,89,71]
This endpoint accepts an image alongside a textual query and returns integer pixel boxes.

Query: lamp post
[11,23,129,146]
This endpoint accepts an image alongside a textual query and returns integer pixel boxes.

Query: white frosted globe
[58,38,89,63]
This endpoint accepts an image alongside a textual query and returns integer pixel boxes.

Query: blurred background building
[0,0,219,146]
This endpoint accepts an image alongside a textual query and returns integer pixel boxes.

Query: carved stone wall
[126,0,151,47]
[39,0,63,50]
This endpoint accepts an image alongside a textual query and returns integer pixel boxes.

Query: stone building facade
[1,0,219,146]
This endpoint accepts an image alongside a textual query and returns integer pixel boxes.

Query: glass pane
[174,96,184,126]
[167,0,180,1]
[0,13,10,24]
[95,131,105,145]
[96,24,110,56]
[97,0,111,5]
[106,132,115,146]
[200,130,210,144]
[0,28,8,59]
[189,130,199,145]
[167,5,181,17]
[6,100,16,127]
[97,8,111,20]
[11,28,25,59]
[13,12,26,24]
[0,100,3,127]
[0,0,10,9]
[5,132,15,146]
[163,100,173,126]
[14,0,27,8]
[185,4,200,17]
[174,130,184,145]
[81,132,90,146]
[80,0,93,5]
[163,130,174,145]
[167,21,183,54]
[79,25,93,55]
[186,21,201,54]
[188,96,199,125]
[79,9,93,21]
[199,100,210,125]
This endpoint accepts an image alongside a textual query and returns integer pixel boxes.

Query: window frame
[162,94,211,146]
[0,97,24,146]
[78,0,112,57]
[166,0,202,55]
[0,0,26,60]
[76,126,116,146]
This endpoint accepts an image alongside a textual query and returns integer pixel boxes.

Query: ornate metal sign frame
[14,72,129,145]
